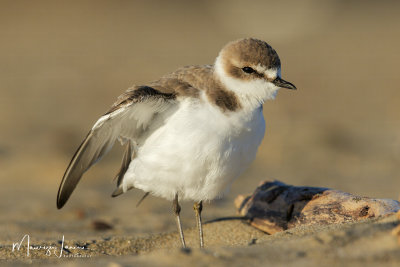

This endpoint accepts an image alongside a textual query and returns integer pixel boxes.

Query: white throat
[214,56,279,111]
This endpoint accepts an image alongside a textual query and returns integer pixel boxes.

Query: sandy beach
[1,1,400,265]
[2,213,400,266]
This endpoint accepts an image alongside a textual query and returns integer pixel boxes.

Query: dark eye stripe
[242,67,255,74]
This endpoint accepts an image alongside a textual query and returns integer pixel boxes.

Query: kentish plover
[57,38,296,248]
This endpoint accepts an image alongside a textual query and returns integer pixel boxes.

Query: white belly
[122,98,266,201]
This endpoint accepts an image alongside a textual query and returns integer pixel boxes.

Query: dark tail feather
[136,192,150,207]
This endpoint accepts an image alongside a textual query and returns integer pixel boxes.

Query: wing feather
[57,87,176,208]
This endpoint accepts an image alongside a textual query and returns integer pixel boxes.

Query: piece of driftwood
[235,180,400,234]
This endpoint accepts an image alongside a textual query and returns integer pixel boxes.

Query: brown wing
[111,140,134,197]
[56,86,177,209]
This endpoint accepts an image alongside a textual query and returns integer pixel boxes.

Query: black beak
[273,77,297,90]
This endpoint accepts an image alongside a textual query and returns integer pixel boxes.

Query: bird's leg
[173,193,186,248]
[193,201,204,248]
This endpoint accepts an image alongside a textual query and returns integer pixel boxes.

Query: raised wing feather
[56,86,176,209]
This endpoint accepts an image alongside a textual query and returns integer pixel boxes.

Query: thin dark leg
[194,201,204,248]
[173,194,186,248]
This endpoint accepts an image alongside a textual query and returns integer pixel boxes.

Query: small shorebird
[57,38,296,248]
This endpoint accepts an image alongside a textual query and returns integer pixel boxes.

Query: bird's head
[214,38,296,108]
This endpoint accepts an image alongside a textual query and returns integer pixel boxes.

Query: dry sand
[1,0,400,266]
[2,214,400,266]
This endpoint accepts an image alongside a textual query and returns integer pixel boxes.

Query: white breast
[122,97,266,202]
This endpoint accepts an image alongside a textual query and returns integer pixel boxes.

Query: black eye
[242,67,255,74]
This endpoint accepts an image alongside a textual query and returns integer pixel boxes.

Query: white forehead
[254,64,279,80]
[215,55,280,80]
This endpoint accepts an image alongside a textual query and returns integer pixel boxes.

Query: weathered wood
[235,180,400,234]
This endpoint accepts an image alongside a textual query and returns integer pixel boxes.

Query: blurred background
[1,0,399,241]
